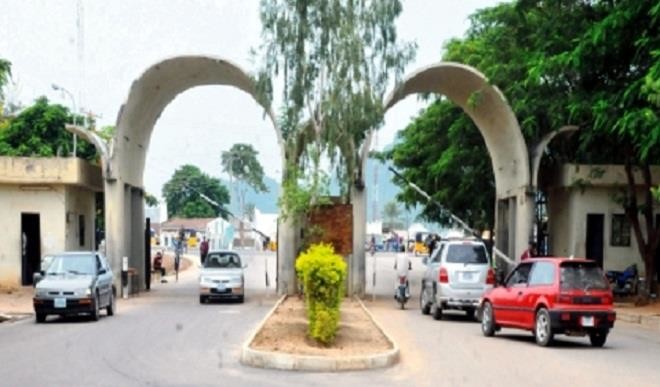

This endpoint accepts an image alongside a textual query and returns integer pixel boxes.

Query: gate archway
[379,62,532,262]
[102,56,292,292]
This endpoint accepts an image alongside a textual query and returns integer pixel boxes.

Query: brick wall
[308,203,353,256]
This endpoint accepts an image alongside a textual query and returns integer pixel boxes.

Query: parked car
[199,250,247,303]
[479,257,616,347]
[33,252,116,323]
[420,238,494,320]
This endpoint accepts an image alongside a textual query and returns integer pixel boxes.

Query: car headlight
[199,277,211,285]
[232,276,242,283]
[36,288,49,297]
[75,288,92,296]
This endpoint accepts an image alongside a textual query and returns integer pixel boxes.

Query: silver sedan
[199,251,247,303]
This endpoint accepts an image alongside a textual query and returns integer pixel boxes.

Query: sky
[0,0,500,200]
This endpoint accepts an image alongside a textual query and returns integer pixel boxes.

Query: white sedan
[199,251,246,303]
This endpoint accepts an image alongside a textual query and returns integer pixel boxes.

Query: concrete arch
[104,56,287,294]
[111,55,283,187]
[380,62,532,260]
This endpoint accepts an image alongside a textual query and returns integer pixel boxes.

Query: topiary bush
[295,243,347,345]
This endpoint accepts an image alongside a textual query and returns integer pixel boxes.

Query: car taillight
[557,294,572,304]
[486,268,495,285]
[602,294,613,305]
[439,267,449,283]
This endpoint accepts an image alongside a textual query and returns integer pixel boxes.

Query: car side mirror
[422,257,429,265]
[242,263,248,269]
[495,269,506,287]
[98,268,107,275]
[33,272,43,286]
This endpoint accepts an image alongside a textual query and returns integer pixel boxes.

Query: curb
[617,312,660,330]
[240,296,400,372]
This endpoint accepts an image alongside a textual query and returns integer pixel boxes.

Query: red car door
[494,263,533,327]
[521,261,557,329]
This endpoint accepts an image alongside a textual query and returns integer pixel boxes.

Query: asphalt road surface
[1,251,659,386]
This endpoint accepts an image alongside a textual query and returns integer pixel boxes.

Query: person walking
[200,237,209,265]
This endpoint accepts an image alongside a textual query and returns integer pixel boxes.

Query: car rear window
[560,262,609,290]
[205,253,241,268]
[446,244,488,264]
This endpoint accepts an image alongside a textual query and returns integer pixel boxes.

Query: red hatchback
[479,258,616,347]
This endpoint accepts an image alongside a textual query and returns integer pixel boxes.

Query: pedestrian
[200,237,209,265]
[520,242,537,261]
[153,251,166,277]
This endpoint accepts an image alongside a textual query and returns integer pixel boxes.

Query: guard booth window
[611,214,630,247]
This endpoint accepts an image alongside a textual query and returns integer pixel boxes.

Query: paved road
[1,251,659,386]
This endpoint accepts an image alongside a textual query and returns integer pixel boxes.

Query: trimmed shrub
[295,243,347,345]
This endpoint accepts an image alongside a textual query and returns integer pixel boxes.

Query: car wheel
[238,296,245,303]
[481,302,496,337]
[589,329,608,347]
[431,299,443,321]
[91,294,100,321]
[199,295,207,304]
[420,286,431,315]
[35,313,46,323]
[106,289,116,316]
[465,308,476,321]
[534,308,553,347]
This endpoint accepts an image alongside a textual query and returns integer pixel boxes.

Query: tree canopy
[0,96,97,160]
[254,0,415,205]
[162,164,230,219]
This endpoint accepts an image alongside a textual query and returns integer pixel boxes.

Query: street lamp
[52,83,78,158]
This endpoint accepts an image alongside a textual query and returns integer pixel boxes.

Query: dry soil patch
[250,297,392,356]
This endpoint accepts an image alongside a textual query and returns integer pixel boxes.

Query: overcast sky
[1,0,499,199]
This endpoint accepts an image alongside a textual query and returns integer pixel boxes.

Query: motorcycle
[395,275,410,309]
[606,263,639,296]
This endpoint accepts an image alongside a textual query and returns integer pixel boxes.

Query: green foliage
[0,58,10,101]
[278,162,331,223]
[254,0,416,205]
[162,164,230,219]
[295,243,347,345]
[144,192,159,207]
[221,143,268,193]
[0,97,97,160]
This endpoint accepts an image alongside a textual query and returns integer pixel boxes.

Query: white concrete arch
[111,55,283,187]
[380,62,533,260]
[104,55,288,295]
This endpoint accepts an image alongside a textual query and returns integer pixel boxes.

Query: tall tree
[382,200,402,229]
[0,96,96,160]
[0,58,10,102]
[221,143,268,246]
[162,164,230,219]
[254,0,416,211]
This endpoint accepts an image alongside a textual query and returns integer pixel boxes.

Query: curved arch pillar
[384,62,532,262]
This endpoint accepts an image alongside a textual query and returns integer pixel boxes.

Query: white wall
[549,186,659,274]
[0,185,66,288]
[64,186,97,251]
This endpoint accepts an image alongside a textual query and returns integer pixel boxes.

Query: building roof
[161,217,215,232]
[0,156,103,191]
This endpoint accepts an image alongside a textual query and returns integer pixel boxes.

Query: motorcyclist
[394,253,412,299]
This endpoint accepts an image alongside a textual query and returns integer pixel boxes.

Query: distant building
[206,217,234,250]
[0,157,102,289]
[159,217,215,248]
[547,164,660,274]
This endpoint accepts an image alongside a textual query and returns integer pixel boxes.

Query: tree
[162,164,230,219]
[254,0,416,211]
[221,143,268,246]
[0,58,10,102]
[0,96,97,160]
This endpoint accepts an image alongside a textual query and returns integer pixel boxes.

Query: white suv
[420,238,494,320]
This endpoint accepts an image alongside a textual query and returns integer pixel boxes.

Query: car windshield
[446,244,488,264]
[45,255,96,275]
[560,262,609,290]
[204,253,241,269]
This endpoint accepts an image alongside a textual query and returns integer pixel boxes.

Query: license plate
[462,272,473,281]
[216,283,226,291]
[581,316,594,327]
[54,298,67,308]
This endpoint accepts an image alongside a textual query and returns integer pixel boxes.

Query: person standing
[200,237,209,265]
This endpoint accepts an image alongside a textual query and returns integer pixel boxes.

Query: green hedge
[295,243,347,345]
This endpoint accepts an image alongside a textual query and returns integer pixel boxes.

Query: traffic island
[241,296,399,371]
